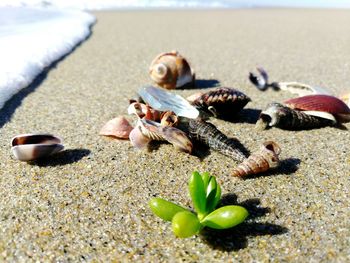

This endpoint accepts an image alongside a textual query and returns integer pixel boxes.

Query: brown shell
[285,95,350,122]
[149,51,194,90]
[99,117,133,139]
[188,87,251,118]
[160,111,178,127]
[232,141,281,177]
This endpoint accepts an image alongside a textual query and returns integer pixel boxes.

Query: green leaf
[188,171,206,215]
[201,172,211,189]
[172,211,202,238]
[206,178,221,213]
[201,205,248,229]
[149,197,188,222]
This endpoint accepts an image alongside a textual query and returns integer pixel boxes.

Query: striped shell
[149,51,195,90]
[285,95,350,123]
[11,134,64,162]
[187,87,251,118]
[232,141,281,177]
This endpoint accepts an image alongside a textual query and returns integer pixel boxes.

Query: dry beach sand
[0,9,350,261]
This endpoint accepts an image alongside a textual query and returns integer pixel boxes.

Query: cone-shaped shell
[100,116,133,139]
[149,51,194,90]
[11,134,64,161]
[285,95,350,122]
[232,141,281,177]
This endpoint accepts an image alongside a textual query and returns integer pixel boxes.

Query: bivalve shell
[285,94,350,123]
[100,116,133,139]
[11,134,64,161]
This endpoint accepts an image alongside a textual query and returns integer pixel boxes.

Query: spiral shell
[256,102,336,130]
[232,141,281,177]
[149,51,195,90]
[189,118,246,162]
[160,111,178,127]
[187,87,251,118]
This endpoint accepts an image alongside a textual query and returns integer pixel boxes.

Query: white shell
[138,85,199,119]
[11,133,64,161]
[278,82,333,97]
[303,111,337,124]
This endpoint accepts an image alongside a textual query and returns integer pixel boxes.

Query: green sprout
[149,171,249,238]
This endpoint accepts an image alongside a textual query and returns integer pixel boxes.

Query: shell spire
[189,118,247,162]
[232,141,281,177]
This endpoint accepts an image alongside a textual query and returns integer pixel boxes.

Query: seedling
[149,171,249,238]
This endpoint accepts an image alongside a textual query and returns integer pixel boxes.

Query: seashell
[285,94,350,123]
[138,85,199,119]
[278,82,332,97]
[188,118,246,162]
[232,141,281,177]
[11,133,64,161]
[127,102,162,121]
[149,50,195,89]
[129,126,151,149]
[100,116,133,139]
[255,102,336,130]
[160,111,178,127]
[135,119,192,153]
[188,87,251,118]
[249,67,270,91]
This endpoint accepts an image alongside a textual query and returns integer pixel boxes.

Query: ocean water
[0,7,95,110]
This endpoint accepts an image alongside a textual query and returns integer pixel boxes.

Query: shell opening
[12,134,61,146]
[154,63,167,78]
[263,141,281,155]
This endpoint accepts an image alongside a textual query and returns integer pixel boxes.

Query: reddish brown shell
[285,95,350,122]
[99,117,133,139]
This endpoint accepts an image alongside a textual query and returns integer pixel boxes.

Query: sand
[0,9,349,261]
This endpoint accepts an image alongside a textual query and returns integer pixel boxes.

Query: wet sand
[0,9,349,261]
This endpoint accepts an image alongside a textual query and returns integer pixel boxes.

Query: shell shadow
[0,24,95,129]
[31,148,91,167]
[243,157,301,180]
[187,79,221,90]
[200,194,288,251]
[222,108,262,124]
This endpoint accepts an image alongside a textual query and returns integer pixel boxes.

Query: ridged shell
[11,134,64,161]
[188,87,251,118]
[189,118,246,162]
[149,51,195,90]
[285,95,350,122]
[256,102,336,130]
[100,116,133,139]
[232,141,281,177]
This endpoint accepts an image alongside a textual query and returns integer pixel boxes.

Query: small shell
[127,102,161,121]
[256,102,336,130]
[129,126,151,149]
[232,141,281,177]
[11,134,64,161]
[249,67,269,91]
[138,119,192,153]
[160,111,178,127]
[138,85,199,119]
[100,116,133,139]
[188,87,251,118]
[278,82,332,97]
[149,51,195,89]
[285,94,350,122]
[189,118,246,162]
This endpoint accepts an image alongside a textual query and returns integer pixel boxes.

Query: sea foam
[0,7,95,110]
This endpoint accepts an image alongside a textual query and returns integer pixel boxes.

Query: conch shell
[11,133,64,161]
[232,141,281,177]
[149,51,195,89]
[99,116,133,139]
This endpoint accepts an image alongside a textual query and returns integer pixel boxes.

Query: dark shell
[189,87,251,118]
[285,95,350,122]
[256,102,336,130]
[188,118,247,162]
